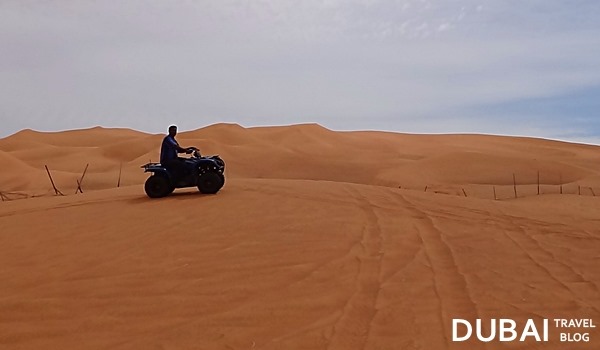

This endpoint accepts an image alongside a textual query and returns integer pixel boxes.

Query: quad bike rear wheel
[145,175,173,198]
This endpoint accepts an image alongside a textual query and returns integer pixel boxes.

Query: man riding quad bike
[141,125,225,198]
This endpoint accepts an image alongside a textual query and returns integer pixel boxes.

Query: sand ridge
[1,123,599,196]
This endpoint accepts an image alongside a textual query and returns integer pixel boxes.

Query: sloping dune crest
[1,123,599,195]
[1,124,599,349]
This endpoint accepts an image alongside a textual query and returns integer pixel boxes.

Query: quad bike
[141,148,225,198]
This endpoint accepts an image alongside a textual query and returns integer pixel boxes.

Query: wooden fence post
[45,165,64,196]
[560,174,563,194]
[590,187,596,197]
[76,163,89,194]
[513,173,518,198]
[537,171,540,195]
[493,186,497,200]
[117,163,122,188]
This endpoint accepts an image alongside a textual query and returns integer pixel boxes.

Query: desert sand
[1,124,599,349]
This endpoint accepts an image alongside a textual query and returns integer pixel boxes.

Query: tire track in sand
[498,215,600,314]
[392,193,485,350]
[326,185,384,350]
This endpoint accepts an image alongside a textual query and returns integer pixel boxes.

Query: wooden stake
[45,165,64,196]
[76,163,89,194]
[590,187,596,197]
[537,171,540,195]
[513,173,518,198]
[80,163,89,182]
[560,174,563,194]
[117,163,122,188]
[578,185,581,195]
[424,186,428,192]
[493,186,497,200]
[462,188,467,197]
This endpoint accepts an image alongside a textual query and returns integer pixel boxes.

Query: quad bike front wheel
[145,175,173,198]
[197,172,224,194]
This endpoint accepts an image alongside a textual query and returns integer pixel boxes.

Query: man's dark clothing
[160,135,187,180]
[160,135,180,164]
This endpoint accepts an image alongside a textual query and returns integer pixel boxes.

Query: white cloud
[0,0,599,142]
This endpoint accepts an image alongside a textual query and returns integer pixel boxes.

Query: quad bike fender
[147,168,174,182]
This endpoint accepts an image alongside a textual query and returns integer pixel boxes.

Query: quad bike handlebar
[185,147,201,157]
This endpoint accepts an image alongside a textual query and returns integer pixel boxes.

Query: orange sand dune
[0,126,145,148]
[1,124,600,195]
[1,124,599,349]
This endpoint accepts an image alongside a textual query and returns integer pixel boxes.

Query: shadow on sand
[127,189,219,204]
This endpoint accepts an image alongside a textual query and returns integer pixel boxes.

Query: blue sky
[1,0,599,143]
